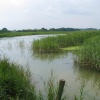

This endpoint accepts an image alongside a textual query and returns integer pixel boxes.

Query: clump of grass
[77,35,100,71]
[41,70,67,100]
[0,58,37,100]
[32,36,60,53]
[75,83,86,100]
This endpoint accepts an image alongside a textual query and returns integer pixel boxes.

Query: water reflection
[31,51,68,62]
[19,40,25,49]
[7,42,12,50]
[73,63,100,99]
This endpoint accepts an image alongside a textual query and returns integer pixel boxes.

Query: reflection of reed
[7,42,12,50]
[73,63,100,96]
[31,51,68,62]
[19,40,25,49]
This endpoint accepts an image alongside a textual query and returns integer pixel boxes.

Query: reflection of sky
[0,35,100,100]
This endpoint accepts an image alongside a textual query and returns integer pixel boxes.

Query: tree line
[17,27,80,32]
[0,27,98,33]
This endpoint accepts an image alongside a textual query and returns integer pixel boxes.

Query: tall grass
[77,35,100,71]
[32,30,100,53]
[33,37,60,53]
[0,58,37,100]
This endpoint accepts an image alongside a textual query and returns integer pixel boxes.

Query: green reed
[32,30,100,53]
[0,58,37,100]
[77,35,100,71]
[32,36,60,53]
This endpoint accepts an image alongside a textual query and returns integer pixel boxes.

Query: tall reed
[32,36,60,53]
[32,30,100,53]
[0,58,37,100]
[77,35,100,71]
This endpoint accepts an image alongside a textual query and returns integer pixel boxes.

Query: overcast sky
[0,0,100,30]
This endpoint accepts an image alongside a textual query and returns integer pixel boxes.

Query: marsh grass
[33,36,60,53]
[0,58,37,100]
[77,35,100,71]
[32,30,100,53]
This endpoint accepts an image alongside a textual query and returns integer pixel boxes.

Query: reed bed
[32,30,100,53]
[77,35,100,71]
[33,37,60,53]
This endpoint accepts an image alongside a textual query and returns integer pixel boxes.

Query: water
[0,35,100,100]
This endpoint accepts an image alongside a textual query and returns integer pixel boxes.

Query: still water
[0,35,100,100]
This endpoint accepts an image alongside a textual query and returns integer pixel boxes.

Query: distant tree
[41,28,47,31]
[2,28,8,32]
[0,28,9,33]
[49,28,56,31]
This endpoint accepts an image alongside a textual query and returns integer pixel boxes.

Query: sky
[0,0,100,30]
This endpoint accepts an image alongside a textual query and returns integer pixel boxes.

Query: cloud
[0,0,100,29]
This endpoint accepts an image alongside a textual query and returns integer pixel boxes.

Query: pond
[0,35,100,100]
